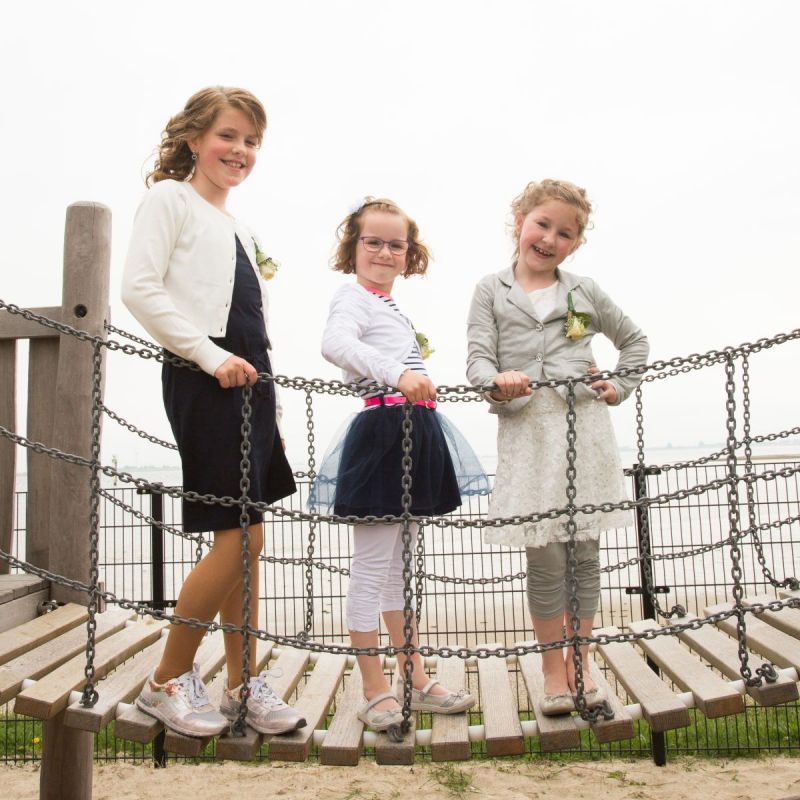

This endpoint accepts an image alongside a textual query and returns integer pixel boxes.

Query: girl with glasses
[310,198,488,734]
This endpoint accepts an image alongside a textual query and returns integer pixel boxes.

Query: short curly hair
[146,86,267,186]
[510,179,593,247]
[331,198,430,278]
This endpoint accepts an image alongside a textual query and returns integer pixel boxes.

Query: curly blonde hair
[510,179,593,246]
[146,87,267,186]
[331,198,430,277]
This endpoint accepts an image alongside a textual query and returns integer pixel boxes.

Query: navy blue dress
[162,236,296,532]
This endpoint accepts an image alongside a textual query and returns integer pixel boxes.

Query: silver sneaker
[220,671,306,735]
[136,664,228,737]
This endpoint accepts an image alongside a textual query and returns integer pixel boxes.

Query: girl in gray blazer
[467,179,648,715]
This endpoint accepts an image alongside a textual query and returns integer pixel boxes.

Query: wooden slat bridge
[2,590,799,798]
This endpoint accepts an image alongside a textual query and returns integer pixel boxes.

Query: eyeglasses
[358,236,410,255]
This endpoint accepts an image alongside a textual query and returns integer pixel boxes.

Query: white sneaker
[220,671,306,735]
[136,664,228,738]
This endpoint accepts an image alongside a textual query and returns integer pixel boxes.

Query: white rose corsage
[564,291,591,340]
[415,330,435,360]
[253,238,279,281]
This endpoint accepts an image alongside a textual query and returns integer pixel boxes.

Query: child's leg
[526,542,570,695]
[218,523,263,686]
[379,522,446,696]
[562,539,601,693]
[348,523,401,711]
[155,524,263,684]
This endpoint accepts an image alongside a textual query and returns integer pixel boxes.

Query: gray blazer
[466,267,649,414]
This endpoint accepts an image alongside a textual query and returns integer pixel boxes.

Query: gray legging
[525,539,601,620]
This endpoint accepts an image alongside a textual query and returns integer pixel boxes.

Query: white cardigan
[121,179,274,377]
[321,283,417,390]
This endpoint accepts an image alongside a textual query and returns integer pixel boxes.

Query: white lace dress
[485,387,632,549]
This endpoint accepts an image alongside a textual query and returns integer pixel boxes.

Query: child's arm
[590,281,649,405]
[321,287,407,390]
[466,278,531,406]
[121,185,232,377]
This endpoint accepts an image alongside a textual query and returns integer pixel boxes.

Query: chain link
[297,389,318,641]
[399,402,415,735]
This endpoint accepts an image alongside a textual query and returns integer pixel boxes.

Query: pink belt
[363,395,437,410]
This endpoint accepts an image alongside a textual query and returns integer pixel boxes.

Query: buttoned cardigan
[121,179,274,377]
[466,267,649,414]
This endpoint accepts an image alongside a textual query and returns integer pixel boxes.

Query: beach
[3,756,799,799]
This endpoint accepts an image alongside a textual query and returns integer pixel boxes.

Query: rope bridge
[1,206,799,797]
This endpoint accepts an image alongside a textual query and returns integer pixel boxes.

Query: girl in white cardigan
[122,87,301,739]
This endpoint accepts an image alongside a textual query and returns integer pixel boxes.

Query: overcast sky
[2,0,799,472]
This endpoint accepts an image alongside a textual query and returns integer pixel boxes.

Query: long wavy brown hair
[331,198,430,278]
[146,87,267,186]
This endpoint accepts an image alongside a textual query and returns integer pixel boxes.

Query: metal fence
[3,457,799,763]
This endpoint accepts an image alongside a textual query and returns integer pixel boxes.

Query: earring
[191,152,197,161]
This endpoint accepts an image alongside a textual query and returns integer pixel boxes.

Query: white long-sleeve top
[121,179,274,377]
[321,283,427,394]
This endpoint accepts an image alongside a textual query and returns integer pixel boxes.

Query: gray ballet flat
[540,692,575,716]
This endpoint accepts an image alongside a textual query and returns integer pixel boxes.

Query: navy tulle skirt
[309,404,490,517]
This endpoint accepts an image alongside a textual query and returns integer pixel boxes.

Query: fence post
[630,463,668,766]
[48,202,111,605]
[0,340,15,573]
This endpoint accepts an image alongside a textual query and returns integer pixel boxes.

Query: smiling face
[188,105,259,207]
[353,210,409,294]
[515,199,582,285]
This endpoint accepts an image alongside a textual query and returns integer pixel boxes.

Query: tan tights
[154,524,262,687]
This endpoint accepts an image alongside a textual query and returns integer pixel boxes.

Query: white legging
[347,522,418,632]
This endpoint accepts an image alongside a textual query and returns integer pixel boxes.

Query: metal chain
[741,355,799,591]
[4,540,800,660]
[399,402,415,735]
[298,388,318,641]
[723,354,759,686]
[80,341,103,708]
[414,524,426,627]
[233,385,255,735]
[100,402,178,450]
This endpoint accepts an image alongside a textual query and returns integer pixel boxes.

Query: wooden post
[39,708,94,800]
[48,202,111,604]
[0,339,16,574]
[26,338,59,570]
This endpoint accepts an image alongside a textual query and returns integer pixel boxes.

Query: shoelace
[176,665,211,709]
[248,673,286,709]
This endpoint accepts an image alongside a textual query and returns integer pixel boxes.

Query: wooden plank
[0,603,87,665]
[164,640,274,757]
[113,632,227,743]
[745,594,800,639]
[628,619,743,718]
[320,659,382,767]
[0,590,50,633]
[706,602,800,673]
[375,665,417,765]
[672,613,798,707]
[0,306,63,340]
[64,634,168,732]
[0,608,134,705]
[516,643,579,752]
[15,618,166,719]
[0,339,16,575]
[596,626,689,733]
[268,651,347,762]
[26,336,60,570]
[586,659,636,744]
[430,648,471,762]
[0,574,49,600]
[216,644,308,761]
[475,642,524,756]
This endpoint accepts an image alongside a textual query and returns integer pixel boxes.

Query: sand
[2,757,799,800]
